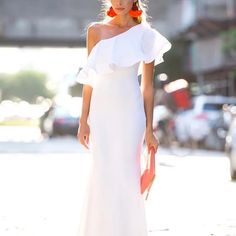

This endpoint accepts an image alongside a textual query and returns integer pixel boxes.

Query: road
[0,138,236,236]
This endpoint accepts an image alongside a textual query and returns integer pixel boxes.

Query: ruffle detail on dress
[90,24,144,75]
[76,38,101,88]
[141,26,172,65]
[76,22,172,87]
[76,66,97,88]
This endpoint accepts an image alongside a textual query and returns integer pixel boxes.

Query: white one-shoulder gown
[76,21,171,236]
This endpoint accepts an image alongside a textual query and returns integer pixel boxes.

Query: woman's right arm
[77,24,100,149]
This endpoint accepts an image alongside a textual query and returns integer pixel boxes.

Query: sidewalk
[0,137,86,153]
[1,150,235,236]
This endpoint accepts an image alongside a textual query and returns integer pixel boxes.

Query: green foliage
[0,70,54,103]
[154,39,186,81]
[221,28,236,53]
[69,83,83,97]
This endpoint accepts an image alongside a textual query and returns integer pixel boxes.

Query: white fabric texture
[76,22,172,88]
[76,22,172,236]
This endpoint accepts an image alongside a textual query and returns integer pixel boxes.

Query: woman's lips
[115,7,125,11]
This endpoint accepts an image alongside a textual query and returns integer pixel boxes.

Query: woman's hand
[145,129,159,153]
[77,120,90,149]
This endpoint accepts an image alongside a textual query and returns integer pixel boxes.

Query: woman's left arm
[141,61,159,152]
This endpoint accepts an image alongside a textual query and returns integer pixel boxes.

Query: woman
[76,0,172,235]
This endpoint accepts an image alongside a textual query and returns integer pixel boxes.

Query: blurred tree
[0,70,54,103]
[0,74,10,100]
[221,29,236,95]
[69,83,83,97]
[154,39,186,82]
[222,28,236,56]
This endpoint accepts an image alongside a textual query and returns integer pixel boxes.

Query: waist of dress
[98,65,139,77]
[98,71,138,78]
[95,73,140,90]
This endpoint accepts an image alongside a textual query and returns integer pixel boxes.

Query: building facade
[151,0,236,96]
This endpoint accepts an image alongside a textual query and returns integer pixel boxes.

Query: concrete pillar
[228,71,235,96]
[196,73,205,94]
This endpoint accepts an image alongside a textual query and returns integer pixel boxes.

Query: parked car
[225,106,236,181]
[42,97,82,137]
[52,106,80,136]
[175,95,236,150]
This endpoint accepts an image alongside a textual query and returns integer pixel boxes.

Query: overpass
[0,0,170,47]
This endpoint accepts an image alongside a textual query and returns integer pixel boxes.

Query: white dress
[76,21,172,236]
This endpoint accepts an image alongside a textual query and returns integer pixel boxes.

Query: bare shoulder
[88,22,105,31]
[87,22,100,35]
[85,22,101,54]
[87,22,106,44]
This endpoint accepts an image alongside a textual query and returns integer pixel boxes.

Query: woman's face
[109,0,134,15]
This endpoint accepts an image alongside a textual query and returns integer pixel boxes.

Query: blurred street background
[1,0,236,235]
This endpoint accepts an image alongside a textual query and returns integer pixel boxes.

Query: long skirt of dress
[77,65,148,236]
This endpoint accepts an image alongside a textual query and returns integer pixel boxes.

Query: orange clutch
[140,146,156,200]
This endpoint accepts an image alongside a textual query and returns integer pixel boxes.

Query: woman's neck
[111,15,137,28]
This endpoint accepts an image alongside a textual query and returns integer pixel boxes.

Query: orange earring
[129,1,142,17]
[107,6,117,17]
